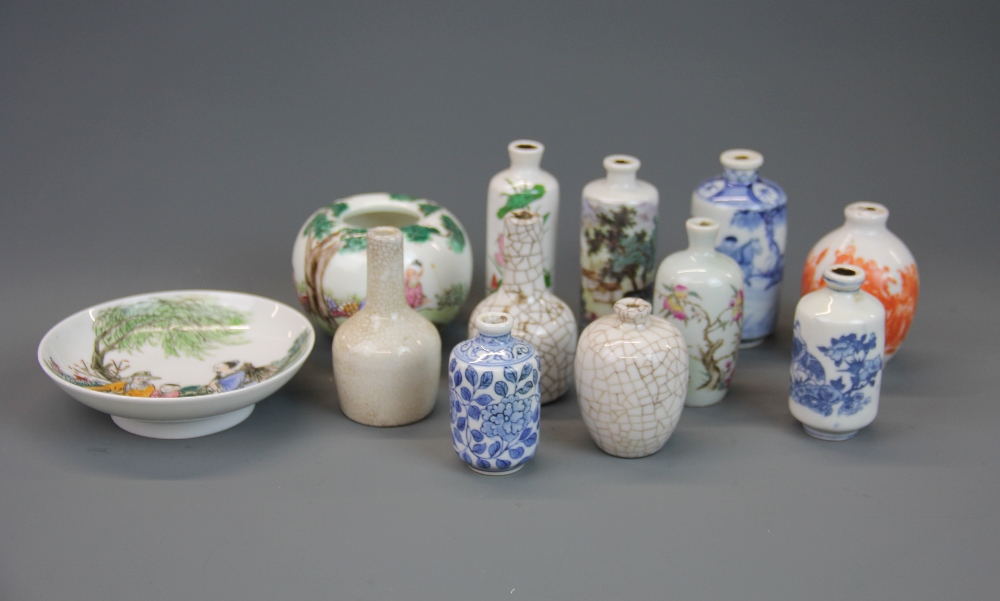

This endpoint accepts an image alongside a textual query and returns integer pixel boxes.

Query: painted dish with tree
[38,290,315,439]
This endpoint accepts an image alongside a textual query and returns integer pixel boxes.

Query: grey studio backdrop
[1,2,997,600]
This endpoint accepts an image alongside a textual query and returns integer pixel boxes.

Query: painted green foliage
[89,297,250,382]
[419,203,440,216]
[497,183,546,218]
[440,215,465,252]
[434,283,466,310]
[584,206,656,294]
[400,224,441,243]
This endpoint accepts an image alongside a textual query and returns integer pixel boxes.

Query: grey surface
[1,1,998,599]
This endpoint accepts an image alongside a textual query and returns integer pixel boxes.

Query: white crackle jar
[691,149,786,347]
[790,264,885,441]
[801,201,917,361]
[655,218,744,407]
[333,227,442,427]
[469,211,577,404]
[449,312,540,475]
[580,154,659,325]
[485,140,559,294]
[575,298,688,458]
[293,192,473,334]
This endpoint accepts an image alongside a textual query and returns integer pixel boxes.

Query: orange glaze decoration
[800,202,918,359]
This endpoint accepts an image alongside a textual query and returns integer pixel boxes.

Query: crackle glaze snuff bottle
[449,312,541,475]
[469,210,577,404]
[655,217,744,407]
[485,140,559,294]
[790,265,885,441]
[580,154,659,326]
[691,149,786,347]
[801,201,917,361]
[575,298,688,458]
[333,227,441,426]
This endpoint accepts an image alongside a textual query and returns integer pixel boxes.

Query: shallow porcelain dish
[38,290,315,439]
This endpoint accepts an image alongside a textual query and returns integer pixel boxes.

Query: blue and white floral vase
[691,149,786,347]
[450,312,541,475]
[790,265,885,441]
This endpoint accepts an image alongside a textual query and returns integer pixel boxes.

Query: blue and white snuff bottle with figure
[691,149,787,347]
[790,264,885,441]
[449,312,541,475]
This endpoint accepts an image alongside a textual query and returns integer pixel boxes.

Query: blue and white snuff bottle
[449,312,541,475]
[691,149,787,347]
[790,264,885,441]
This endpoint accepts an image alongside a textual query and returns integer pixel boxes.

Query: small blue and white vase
[691,149,787,347]
[449,312,541,475]
[790,265,885,441]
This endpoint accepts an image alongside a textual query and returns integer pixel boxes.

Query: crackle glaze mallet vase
[469,210,577,404]
[655,217,744,408]
[485,140,560,294]
[449,312,541,475]
[333,227,441,427]
[575,298,689,458]
[580,154,659,325]
[691,149,786,347]
[801,201,917,361]
[790,265,885,441]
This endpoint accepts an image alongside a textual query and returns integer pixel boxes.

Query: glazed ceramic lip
[508,139,544,155]
[603,154,641,172]
[823,264,866,292]
[475,312,513,337]
[720,148,764,171]
[845,201,890,227]
[340,197,422,229]
[37,290,315,427]
[614,298,651,325]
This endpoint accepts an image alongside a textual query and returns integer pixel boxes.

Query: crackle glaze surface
[485,140,559,294]
[575,299,689,458]
[333,227,441,427]
[449,313,540,475]
[790,265,885,441]
[470,211,577,404]
[691,149,786,346]
[655,218,744,407]
[293,192,472,334]
[801,202,917,360]
[580,155,659,325]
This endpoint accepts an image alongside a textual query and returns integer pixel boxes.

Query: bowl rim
[37,289,316,406]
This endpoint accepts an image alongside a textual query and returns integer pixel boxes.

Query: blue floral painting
[790,321,882,417]
[449,359,540,473]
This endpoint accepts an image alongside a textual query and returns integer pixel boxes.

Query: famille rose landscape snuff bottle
[691,149,786,347]
[485,140,560,294]
[580,154,659,325]
[790,265,885,441]
[449,312,541,475]
[332,227,441,427]
[574,298,689,458]
[801,201,917,361]
[469,210,578,404]
[655,218,744,407]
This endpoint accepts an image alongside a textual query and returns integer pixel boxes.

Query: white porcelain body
[293,192,472,334]
[470,211,577,404]
[655,218,744,407]
[449,313,541,475]
[575,299,689,458]
[580,154,659,324]
[790,267,885,441]
[691,150,786,346]
[485,140,559,294]
[801,202,917,360]
[38,290,315,439]
[334,227,442,427]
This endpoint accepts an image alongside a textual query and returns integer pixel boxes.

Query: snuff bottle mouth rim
[720,148,763,171]
[613,298,652,325]
[844,201,889,225]
[823,264,866,291]
[476,312,514,337]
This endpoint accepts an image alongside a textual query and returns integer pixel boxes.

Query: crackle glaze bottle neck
[720,148,763,185]
[843,201,890,233]
[614,298,651,329]
[365,227,409,313]
[508,140,544,175]
[686,217,720,254]
[501,211,547,298]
